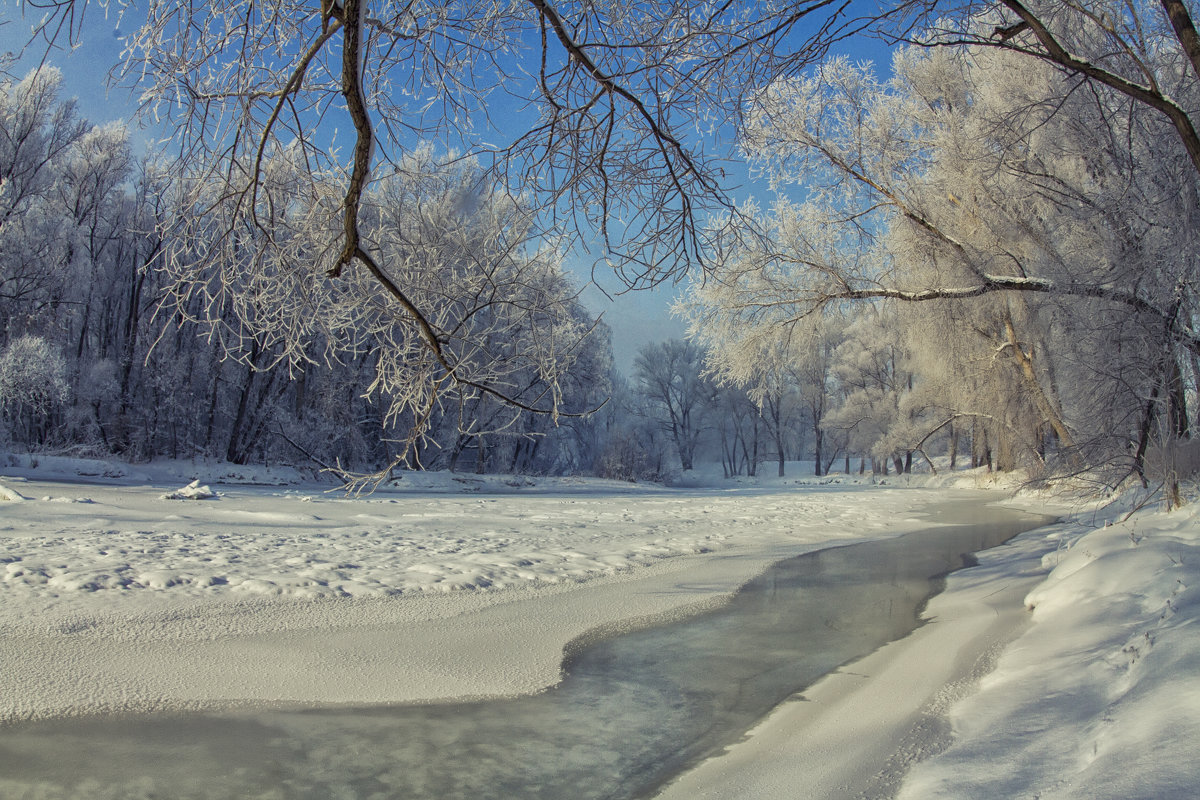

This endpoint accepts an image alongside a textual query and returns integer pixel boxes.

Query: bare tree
[634,338,713,472]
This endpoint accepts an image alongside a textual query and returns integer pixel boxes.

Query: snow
[656,484,1200,800]
[0,479,26,502]
[895,496,1200,800]
[0,455,933,724]
[1,454,1199,799]
[158,479,218,500]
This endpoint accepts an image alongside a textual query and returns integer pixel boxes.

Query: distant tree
[711,384,766,478]
[682,305,832,476]
[633,339,714,472]
[591,371,669,482]
[824,312,917,475]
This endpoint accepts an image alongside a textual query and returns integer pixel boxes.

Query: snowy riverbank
[657,484,1200,800]
[1,455,1198,799]
[896,490,1200,799]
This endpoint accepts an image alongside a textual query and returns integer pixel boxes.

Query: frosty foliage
[0,70,87,315]
[95,0,858,293]
[12,0,1200,483]
[18,0,876,478]
[160,145,593,452]
[633,339,714,472]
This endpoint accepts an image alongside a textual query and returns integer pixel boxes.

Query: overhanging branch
[821,275,1200,354]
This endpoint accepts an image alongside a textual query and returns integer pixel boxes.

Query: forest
[2,0,1198,493]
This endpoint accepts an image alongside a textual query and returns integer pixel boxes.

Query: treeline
[625,332,995,483]
[9,5,1200,493]
[0,70,617,477]
[0,69,812,482]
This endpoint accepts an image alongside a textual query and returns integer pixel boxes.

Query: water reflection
[0,503,1048,800]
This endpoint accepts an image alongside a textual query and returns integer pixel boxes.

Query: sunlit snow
[1,454,1198,799]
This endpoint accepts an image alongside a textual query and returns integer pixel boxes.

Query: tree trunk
[970,419,979,468]
[226,361,258,464]
[448,434,468,472]
[1133,385,1158,484]
[823,448,840,476]
[1162,0,1200,84]
[1002,309,1078,461]
[776,422,786,477]
[1168,357,1189,439]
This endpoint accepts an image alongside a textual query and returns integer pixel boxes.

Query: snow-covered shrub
[0,335,69,414]
[593,428,665,483]
[0,336,70,448]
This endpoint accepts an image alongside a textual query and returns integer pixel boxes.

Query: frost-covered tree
[155,144,600,479]
[590,371,670,482]
[685,305,833,476]
[0,69,88,335]
[823,311,923,475]
[898,0,1200,179]
[0,62,611,474]
[706,383,766,478]
[12,0,879,457]
[688,39,1200,481]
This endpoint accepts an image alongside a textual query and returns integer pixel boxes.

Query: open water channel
[0,500,1050,799]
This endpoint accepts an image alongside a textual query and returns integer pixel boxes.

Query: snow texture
[2,455,1199,800]
[0,456,927,724]
[896,497,1200,800]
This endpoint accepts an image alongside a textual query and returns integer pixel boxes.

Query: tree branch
[996,0,1200,177]
[818,274,1200,355]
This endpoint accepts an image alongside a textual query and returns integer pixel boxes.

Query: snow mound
[0,480,26,502]
[160,480,218,500]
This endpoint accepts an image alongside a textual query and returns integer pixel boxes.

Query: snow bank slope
[899,501,1200,800]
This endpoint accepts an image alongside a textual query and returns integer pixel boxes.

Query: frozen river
[0,498,1050,800]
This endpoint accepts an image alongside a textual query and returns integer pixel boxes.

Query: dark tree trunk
[949,423,958,469]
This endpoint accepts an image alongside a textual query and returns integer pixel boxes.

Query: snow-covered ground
[1,453,1198,799]
[0,453,944,724]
